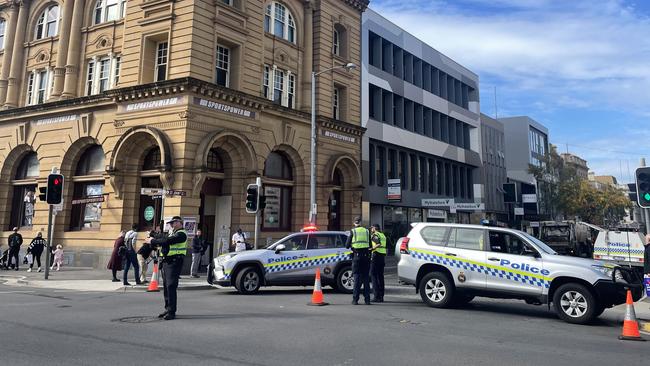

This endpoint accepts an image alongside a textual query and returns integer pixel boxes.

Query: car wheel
[235,267,261,295]
[419,272,455,308]
[553,283,596,324]
[336,266,354,294]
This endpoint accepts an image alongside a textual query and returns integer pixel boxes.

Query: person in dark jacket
[27,232,46,272]
[190,230,205,278]
[7,227,23,270]
[107,231,126,282]
[137,233,155,284]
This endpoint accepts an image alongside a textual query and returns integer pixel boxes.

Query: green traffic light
[644,192,650,201]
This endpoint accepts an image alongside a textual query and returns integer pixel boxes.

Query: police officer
[346,217,371,305]
[370,224,386,303]
[145,216,187,320]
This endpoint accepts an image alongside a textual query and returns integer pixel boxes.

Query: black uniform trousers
[352,249,371,302]
[161,255,184,314]
[371,253,385,300]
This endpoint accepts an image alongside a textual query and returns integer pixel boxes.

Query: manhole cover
[113,316,161,324]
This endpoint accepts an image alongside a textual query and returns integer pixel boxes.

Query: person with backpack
[123,224,142,285]
[7,227,23,270]
[107,230,126,282]
[26,232,46,272]
[137,229,157,284]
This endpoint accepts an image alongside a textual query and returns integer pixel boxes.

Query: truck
[592,224,645,276]
[537,221,594,256]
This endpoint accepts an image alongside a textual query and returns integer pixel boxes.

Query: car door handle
[445,253,457,257]
[488,257,500,261]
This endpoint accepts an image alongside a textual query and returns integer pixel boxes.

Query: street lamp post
[309,62,357,225]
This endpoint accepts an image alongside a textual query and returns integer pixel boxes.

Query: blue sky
[370,0,650,184]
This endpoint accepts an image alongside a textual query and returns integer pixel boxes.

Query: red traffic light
[53,178,61,185]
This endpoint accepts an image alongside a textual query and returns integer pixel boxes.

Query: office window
[419,157,426,193]
[114,56,121,86]
[264,2,296,43]
[155,41,168,82]
[333,87,340,120]
[215,44,230,87]
[399,152,407,189]
[0,19,5,50]
[410,153,417,191]
[273,69,284,103]
[377,146,385,187]
[333,28,340,56]
[85,55,121,95]
[369,31,381,68]
[263,65,295,108]
[437,161,443,195]
[263,65,270,98]
[388,149,396,179]
[381,38,392,74]
[26,70,50,105]
[94,0,127,25]
[428,159,435,194]
[35,5,59,40]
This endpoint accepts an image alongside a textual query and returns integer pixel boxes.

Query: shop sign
[322,130,356,144]
[422,198,455,207]
[514,207,525,216]
[71,196,105,205]
[387,179,401,201]
[35,114,78,126]
[427,209,447,219]
[143,206,155,221]
[452,203,485,211]
[193,97,256,119]
[522,194,537,203]
[124,97,182,112]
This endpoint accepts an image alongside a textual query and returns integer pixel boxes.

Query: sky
[370,0,650,184]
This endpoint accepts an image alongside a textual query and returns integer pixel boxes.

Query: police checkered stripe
[593,247,643,255]
[410,249,550,288]
[265,252,350,274]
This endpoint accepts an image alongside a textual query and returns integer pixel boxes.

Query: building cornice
[339,0,369,12]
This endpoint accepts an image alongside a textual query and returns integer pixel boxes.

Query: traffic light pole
[44,204,53,280]
[254,177,261,249]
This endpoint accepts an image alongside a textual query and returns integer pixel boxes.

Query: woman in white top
[232,228,246,252]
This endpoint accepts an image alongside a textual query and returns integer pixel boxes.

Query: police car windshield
[522,233,557,255]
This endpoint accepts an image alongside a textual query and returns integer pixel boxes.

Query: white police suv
[397,223,643,324]
[208,230,353,294]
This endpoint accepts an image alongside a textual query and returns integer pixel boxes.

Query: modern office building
[500,116,549,221]
[0,0,368,266]
[361,9,482,242]
[561,153,588,180]
[480,114,507,223]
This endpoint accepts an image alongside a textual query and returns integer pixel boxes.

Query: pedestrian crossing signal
[259,195,267,210]
[38,186,47,202]
[47,174,64,205]
[245,184,259,214]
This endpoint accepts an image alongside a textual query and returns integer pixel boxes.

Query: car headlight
[592,265,615,278]
[217,253,236,265]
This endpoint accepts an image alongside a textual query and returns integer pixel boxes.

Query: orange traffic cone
[307,268,328,306]
[147,261,160,292]
[618,289,645,341]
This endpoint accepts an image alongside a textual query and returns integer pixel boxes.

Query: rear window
[448,228,484,251]
[420,226,448,246]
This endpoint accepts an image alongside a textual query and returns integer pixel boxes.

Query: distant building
[480,114,507,222]
[500,116,550,221]
[561,153,589,180]
[588,172,618,189]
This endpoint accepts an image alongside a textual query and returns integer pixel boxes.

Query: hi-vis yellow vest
[351,227,370,249]
[162,229,188,257]
[374,231,387,255]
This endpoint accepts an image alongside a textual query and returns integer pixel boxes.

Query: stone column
[4,0,30,109]
[0,4,19,104]
[50,0,75,99]
[61,0,84,99]
[299,1,313,112]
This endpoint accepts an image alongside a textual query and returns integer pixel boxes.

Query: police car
[396,223,643,324]
[209,230,353,294]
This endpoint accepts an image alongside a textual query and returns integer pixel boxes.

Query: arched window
[10,152,39,229]
[142,147,161,170]
[207,148,224,172]
[35,5,60,40]
[70,145,105,231]
[94,0,127,25]
[0,19,6,50]
[264,2,296,43]
[262,151,293,231]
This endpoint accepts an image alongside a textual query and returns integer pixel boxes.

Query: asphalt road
[0,277,646,366]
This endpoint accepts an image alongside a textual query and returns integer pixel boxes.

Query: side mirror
[275,244,286,254]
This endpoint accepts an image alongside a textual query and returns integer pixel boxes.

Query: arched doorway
[69,145,105,231]
[262,151,294,232]
[9,151,39,229]
[139,147,163,231]
[325,155,362,230]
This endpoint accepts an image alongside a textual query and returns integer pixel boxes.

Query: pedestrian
[232,228,246,252]
[26,232,46,272]
[122,224,142,286]
[7,227,23,270]
[51,244,64,271]
[107,230,126,282]
[190,229,205,278]
[145,216,188,320]
[137,232,155,284]
[370,224,387,303]
[346,217,372,305]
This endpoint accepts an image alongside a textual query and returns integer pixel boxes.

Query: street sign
[71,196,105,205]
[141,188,164,196]
[166,189,187,197]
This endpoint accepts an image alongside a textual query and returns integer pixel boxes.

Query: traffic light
[635,167,650,208]
[38,186,47,202]
[46,174,64,204]
[245,184,259,213]
[259,195,267,210]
